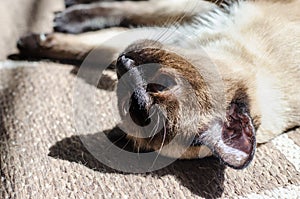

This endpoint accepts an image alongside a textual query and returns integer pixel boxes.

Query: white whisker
[150,117,167,169]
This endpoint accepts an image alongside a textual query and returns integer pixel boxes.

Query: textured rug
[0,0,299,198]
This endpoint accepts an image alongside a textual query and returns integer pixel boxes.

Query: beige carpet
[1,0,299,198]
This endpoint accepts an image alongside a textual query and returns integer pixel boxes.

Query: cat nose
[116,54,136,77]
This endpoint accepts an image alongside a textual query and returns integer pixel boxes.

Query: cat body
[16,0,300,169]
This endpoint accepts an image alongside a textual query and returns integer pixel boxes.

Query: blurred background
[0,0,63,60]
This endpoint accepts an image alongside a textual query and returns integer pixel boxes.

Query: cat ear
[200,102,256,169]
[217,102,256,169]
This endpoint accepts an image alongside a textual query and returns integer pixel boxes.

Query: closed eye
[147,83,166,92]
[146,73,177,93]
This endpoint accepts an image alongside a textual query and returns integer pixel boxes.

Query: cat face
[116,40,256,169]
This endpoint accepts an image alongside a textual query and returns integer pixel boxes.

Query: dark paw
[65,0,99,8]
[17,33,45,52]
[65,0,77,8]
[16,33,53,58]
[53,9,85,34]
[53,4,125,34]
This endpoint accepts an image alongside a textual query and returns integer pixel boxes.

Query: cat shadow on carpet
[49,127,225,199]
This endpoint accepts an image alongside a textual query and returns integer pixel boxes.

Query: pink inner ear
[190,102,256,169]
[218,102,256,169]
[223,103,255,155]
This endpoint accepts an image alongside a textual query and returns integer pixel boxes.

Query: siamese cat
[16,0,300,169]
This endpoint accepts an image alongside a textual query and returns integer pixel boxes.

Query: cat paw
[65,0,78,8]
[53,4,124,34]
[17,33,54,57]
[65,0,98,8]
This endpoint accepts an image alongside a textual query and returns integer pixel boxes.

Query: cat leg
[17,28,127,63]
[54,0,216,34]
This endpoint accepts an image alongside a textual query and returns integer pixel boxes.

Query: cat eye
[146,74,177,93]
